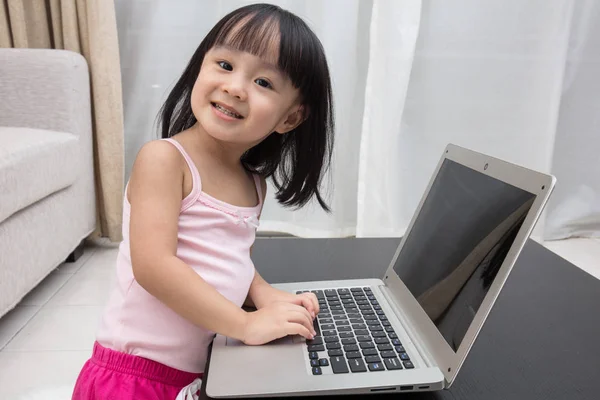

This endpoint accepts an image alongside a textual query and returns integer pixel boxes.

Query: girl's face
[191,44,304,149]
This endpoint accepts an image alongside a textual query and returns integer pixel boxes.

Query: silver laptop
[206,143,556,398]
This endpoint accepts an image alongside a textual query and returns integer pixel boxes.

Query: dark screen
[394,159,536,351]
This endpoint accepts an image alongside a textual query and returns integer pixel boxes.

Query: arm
[244,177,319,316]
[129,141,248,340]
[128,142,315,345]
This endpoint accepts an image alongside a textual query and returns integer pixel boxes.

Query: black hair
[157,3,334,211]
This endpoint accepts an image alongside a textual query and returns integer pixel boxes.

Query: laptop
[206,143,556,398]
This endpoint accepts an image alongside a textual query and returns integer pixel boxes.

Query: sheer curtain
[116,0,599,240]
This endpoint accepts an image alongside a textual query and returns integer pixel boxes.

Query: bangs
[214,12,281,69]
[212,8,315,92]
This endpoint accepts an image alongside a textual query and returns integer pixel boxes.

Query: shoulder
[130,140,186,186]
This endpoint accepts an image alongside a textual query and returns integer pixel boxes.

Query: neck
[190,122,250,168]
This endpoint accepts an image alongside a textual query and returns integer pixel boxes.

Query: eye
[255,78,272,89]
[217,61,233,71]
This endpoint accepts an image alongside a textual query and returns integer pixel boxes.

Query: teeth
[214,103,241,119]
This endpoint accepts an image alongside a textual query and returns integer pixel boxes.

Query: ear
[274,105,307,134]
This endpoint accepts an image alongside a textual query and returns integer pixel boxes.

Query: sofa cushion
[0,127,79,224]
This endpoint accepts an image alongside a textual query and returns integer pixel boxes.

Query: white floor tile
[0,306,39,350]
[54,245,97,274]
[19,271,73,306]
[4,306,103,352]
[0,350,90,399]
[47,265,115,307]
[543,238,600,280]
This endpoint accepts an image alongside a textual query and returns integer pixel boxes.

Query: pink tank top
[96,138,261,373]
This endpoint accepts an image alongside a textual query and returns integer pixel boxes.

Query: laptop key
[381,351,396,358]
[309,352,319,359]
[345,308,359,313]
[312,290,325,299]
[339,332,354,338]
[330,356,350,373]
[322,330,337,336]
[352,324,367,330]
[395,346,405,352]
[382,320,392,326]
[349,319,363,324]
[376,310,385,315]
[335,320,350,326]
[359,305,372,310]
[333,315,347,320]
[362,348,378,356]
[320,319,333,324]
[356,335,371,342]
[378,344,393,351]
[325,336,339,343]
[343,344,359,352]
[327,342,341,350]
[308,344,325,352]
[374,338,389,345]
[321,324,335,330]
[359,342,375,349]
[349,358,367,373]
[372,331,387,338]
[368,362,385,372]
[337,288,350,295]
[319,358,329,366]
[356,300,369,306]
[362,310,375,316]
[341,338,356,345]
[403,361,415,369]
[384,357,403,370]
[312,366,322,375]
[342,299,354,304]
[389,333,398,339]
[370,300,379,306]
[307,337,324,346]
[310,359,319,367]
[346,351,362,359]
[350,287,363,293]
[369,325,383,332]
[325,289,337,297]
[385,326,395,333]
[364,315,378,320]
[347,314,361,319]
[330,306,343,311]
[340,294,352,299]
[355,330,369,336]
[365,355,382,363]
[338,326,352,332]
[328,349,343,357]
[399,352,410,361]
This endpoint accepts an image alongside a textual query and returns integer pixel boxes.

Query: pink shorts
[72,342,202,399]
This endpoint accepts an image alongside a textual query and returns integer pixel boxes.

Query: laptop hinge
[378,285,438,369]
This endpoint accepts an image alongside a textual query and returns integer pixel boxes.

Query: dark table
[201,238,600,400]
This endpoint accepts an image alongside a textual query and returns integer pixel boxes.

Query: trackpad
[226,335,300,346]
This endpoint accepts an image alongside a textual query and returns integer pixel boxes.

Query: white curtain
[116,0,600,240]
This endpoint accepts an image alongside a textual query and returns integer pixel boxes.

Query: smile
[211,102,243,119]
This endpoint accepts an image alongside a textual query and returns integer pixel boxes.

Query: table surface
[201,238,600,400]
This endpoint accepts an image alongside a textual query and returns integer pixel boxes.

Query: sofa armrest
[0,49,92,141]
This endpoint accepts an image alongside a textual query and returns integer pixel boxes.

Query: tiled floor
[0,239,598,398]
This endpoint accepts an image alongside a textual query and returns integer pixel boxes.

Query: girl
[72,3,334,399]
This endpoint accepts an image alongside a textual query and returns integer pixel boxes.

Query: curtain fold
[0,0,124,241]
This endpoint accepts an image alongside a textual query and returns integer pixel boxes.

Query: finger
[286,302,313,321]
[299,297,315,318]
[287,309,316,335]
[285,322,313,340]
[309,293,320,315]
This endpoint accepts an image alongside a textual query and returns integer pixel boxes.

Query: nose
[222,75,247,101]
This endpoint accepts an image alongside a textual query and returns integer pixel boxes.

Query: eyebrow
[214,45,282,75]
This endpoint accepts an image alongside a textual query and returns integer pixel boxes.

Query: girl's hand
[255,289,320,319]
[242,302,317,345]
[286,292,320,319]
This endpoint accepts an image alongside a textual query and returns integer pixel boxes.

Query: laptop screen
[393,159,536,351]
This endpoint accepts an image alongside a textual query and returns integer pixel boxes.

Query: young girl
[72,3,334,399]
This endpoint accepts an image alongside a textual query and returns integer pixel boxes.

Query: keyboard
[297,287,415,375]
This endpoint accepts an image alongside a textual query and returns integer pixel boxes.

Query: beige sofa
[0,49,96,318]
